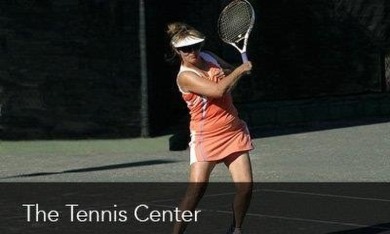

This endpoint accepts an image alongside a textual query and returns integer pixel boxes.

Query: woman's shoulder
[178,66,202,78]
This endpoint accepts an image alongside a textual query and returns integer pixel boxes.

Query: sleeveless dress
[177,52,254,165]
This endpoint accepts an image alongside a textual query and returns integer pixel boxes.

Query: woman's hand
[237,61,252,75]
[210,67,226,80]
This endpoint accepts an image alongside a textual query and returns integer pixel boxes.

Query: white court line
[260,189,390,203]
[146,188,390,231]
[148,203,390,231]
[218,210,390,230]
[150,188,390,203]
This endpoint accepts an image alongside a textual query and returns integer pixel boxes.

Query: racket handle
[241,52,249,63]
[241,52,251,75]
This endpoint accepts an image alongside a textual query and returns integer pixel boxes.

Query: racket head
[217,0,255,45]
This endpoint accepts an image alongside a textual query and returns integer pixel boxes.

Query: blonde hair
[166,22,205,49]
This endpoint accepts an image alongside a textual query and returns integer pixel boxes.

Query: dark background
[0,0,389,139]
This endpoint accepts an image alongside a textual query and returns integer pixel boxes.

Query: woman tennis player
[167,22,254,234]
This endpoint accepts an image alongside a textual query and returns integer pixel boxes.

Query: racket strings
[218,2,253,43]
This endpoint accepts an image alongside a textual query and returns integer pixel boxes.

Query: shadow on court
[0,160,177,179]
[168,117,390,151]
[250,117,390,139]
[327,222,390,234]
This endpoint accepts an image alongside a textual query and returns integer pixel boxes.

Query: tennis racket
[218,0,255,63]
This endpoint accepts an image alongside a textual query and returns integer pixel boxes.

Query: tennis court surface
[1,120,389,233]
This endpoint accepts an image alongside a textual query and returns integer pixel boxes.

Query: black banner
[1,183,390,234]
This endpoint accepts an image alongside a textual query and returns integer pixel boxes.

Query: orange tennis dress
[177,52,254,164]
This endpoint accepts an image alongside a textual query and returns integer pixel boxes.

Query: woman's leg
[224,152,253,233]
[173,161,216,234]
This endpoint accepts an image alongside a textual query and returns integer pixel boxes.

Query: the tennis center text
[22,203,201,223]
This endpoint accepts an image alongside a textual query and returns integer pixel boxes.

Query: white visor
[172,35,205,48]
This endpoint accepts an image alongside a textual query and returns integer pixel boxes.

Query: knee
[185,182,208,200]
[236,182,253,198]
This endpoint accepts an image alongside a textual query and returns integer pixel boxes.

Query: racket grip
[241,52,249,63]
[241,52,251,75]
